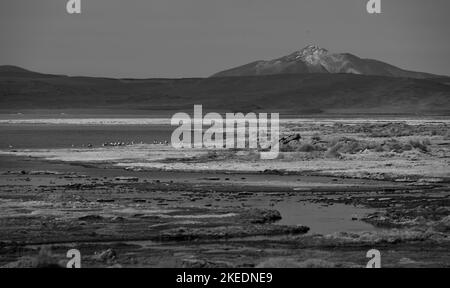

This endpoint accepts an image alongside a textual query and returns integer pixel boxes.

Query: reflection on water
[242,196,378,235]
[273,200,377,235]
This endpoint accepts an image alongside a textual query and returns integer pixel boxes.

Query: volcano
[212,45,442,79]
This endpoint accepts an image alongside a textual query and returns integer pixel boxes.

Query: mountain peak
[212,45,440,79]
[282,45,329,63]
[298,44,328,56]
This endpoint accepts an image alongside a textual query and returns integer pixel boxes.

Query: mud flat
[0,119,449,267]
[0,154,448,268]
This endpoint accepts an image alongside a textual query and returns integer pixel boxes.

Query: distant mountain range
[0,65,61,78]
[212,45,443,79]
[0,48,449,115]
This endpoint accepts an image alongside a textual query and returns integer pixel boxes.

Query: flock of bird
[100,140,169,147]
[101,140,169,147]
[7,140,170,149]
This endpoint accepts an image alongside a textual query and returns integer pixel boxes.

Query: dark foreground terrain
[0,155,449,268]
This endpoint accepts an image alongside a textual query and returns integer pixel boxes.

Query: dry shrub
[256,258,340,268]
[368,123,415,137]
[409,138,430,153]
[325,143,342,158]
[382,139,412,153]
[445,130,450,140]
[327,137,370,154]
[311,133,322,141]
[2,246,63,268]
[280,141,324,153]
[296,143,316,152]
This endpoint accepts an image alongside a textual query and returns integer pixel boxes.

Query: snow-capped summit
[211,45,438,79]
[293,45,328,59]
[282,45,329,65]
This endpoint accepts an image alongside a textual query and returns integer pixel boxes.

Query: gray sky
[1,0,449,78]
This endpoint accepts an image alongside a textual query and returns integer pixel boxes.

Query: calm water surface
[0,124,172,149]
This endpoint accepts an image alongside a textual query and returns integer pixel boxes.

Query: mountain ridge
[212,45,443,79]
[0,66,449,115]
[0,65,65,78]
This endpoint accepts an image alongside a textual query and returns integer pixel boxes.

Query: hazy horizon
[1,0,449,78]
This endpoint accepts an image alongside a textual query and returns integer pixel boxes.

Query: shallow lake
[0,124,172,149]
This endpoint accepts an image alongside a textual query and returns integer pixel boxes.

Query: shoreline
[0,117,448,267]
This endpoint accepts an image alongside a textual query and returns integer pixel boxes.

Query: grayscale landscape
[0,0,449,268]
